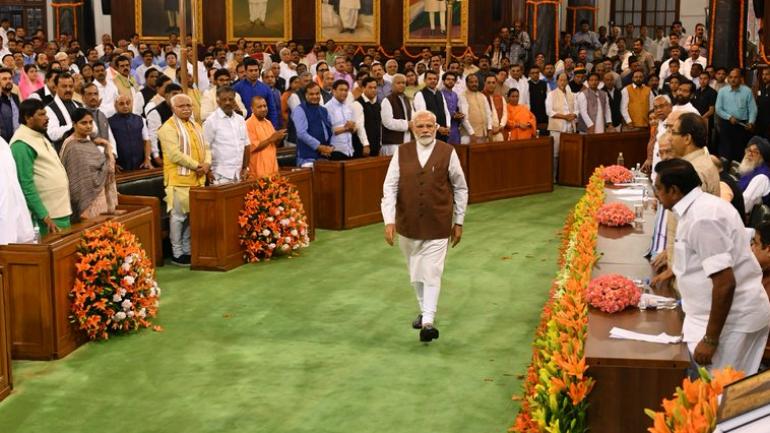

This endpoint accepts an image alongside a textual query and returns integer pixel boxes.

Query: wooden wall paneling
[0,266,12,402]
[50,236,88,359]
[2,246,55,360]
[314,161,345,230]
[203,0,226,44]
[380,0,404,51]
[342,156,390,228]
[109,0,135,40]
[557,133,585,187]
[466,138,553,203]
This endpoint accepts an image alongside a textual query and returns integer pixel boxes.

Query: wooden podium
[454,138,553,203]
[0,266,11,402]
[0,202,158,360]
[189,169,315,271]
[314,157,392,230]
[558,130,649,186]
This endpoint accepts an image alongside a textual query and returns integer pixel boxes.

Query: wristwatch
[702,335,719,347]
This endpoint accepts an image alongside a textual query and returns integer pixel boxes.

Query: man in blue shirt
[716,68,758,162]
[291,82,333,167]
[324,79,356,160]
[233,57,279,128]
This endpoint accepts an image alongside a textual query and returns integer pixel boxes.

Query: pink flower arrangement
[602,165,634,184]
[596,202,635,227]
[586,274,640,313]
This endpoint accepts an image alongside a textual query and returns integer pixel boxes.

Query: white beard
[417,135,435,146]
[739,157,762,176]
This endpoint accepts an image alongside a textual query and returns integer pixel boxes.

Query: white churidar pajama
[381,139,468,325]
[0,137,34,245]
[339,0,360,30]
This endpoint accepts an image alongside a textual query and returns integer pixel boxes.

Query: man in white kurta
[249,0,268,24]
[0,136,34,245]
[339,0,360,32]
[382,110,468,343]
[655,158,770,374]
[202,87,249,185]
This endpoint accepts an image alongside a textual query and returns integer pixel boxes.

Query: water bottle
[32,222,41,244]
[617,152,625,167]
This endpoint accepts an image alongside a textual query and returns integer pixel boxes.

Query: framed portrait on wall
[135,0,203,41]
[316,0,380,45]
[403,0,468,45]
[226,0,292,42]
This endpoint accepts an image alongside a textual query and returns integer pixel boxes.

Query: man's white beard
[417,135,434,146]
[739,156,762,176]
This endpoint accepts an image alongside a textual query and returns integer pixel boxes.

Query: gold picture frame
[316,0,380,45]
[403,0,468,45]
[226,0,292,43]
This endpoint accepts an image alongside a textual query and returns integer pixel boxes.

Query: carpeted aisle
[0,187,583,433]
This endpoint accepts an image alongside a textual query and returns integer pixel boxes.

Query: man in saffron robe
[246,96,286,179]
[505,88,536,140]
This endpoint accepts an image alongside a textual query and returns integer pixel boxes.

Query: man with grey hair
[158,93,212,266]
[383,59,399,83]
[278,47,297,84]
[380,73,413,156]
[381,109,468,343]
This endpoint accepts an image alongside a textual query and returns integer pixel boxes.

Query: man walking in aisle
[381,110,468,343]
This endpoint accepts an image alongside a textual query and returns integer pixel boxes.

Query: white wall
[92,0,112,40]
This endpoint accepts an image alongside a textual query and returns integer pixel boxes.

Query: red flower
[586,274,640,313]
[70,221,161,341]
[239,175,310,263]
[596,202,636,227]
[602,164,634,184]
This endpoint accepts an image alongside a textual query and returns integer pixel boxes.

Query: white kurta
[0,137,34,245]
[381,139,468,324]
[202,108,249,183]
[249,0,268,22]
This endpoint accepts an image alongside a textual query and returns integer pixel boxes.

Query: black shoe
[171,255,191,267]
[182,254,191,263]
[419,325,439,342]
[412,314,422,329]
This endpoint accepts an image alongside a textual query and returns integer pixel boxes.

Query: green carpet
[0,187,583,433]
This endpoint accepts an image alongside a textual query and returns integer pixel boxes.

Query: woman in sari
[505,88,537,140]
[59,108,118,222]
[18,64,43,100]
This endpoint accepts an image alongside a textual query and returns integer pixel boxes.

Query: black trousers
[329,151,352,161]
[718,117,751,163]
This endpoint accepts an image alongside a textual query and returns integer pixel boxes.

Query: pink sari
[19,70,43,100]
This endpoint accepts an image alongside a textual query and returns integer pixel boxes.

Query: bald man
[109,94,152,171]
[158,93,212,266]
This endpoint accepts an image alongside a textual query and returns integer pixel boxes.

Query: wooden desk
[314,157,391,230]
[558,130,649,187]
[189,169,315,271]
[454,138,553,203]
[0,267,11,402]
[585,187,689,433]
[0,202,157,360]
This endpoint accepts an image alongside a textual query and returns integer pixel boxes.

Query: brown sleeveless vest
[395,140,454,240]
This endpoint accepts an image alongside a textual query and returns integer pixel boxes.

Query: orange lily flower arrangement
[645,367,745,433]
[70,221,161,340]
[239,175,310,262]
[510,168,605,433]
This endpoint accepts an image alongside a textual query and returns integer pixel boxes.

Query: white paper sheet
[609,326,683,344]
